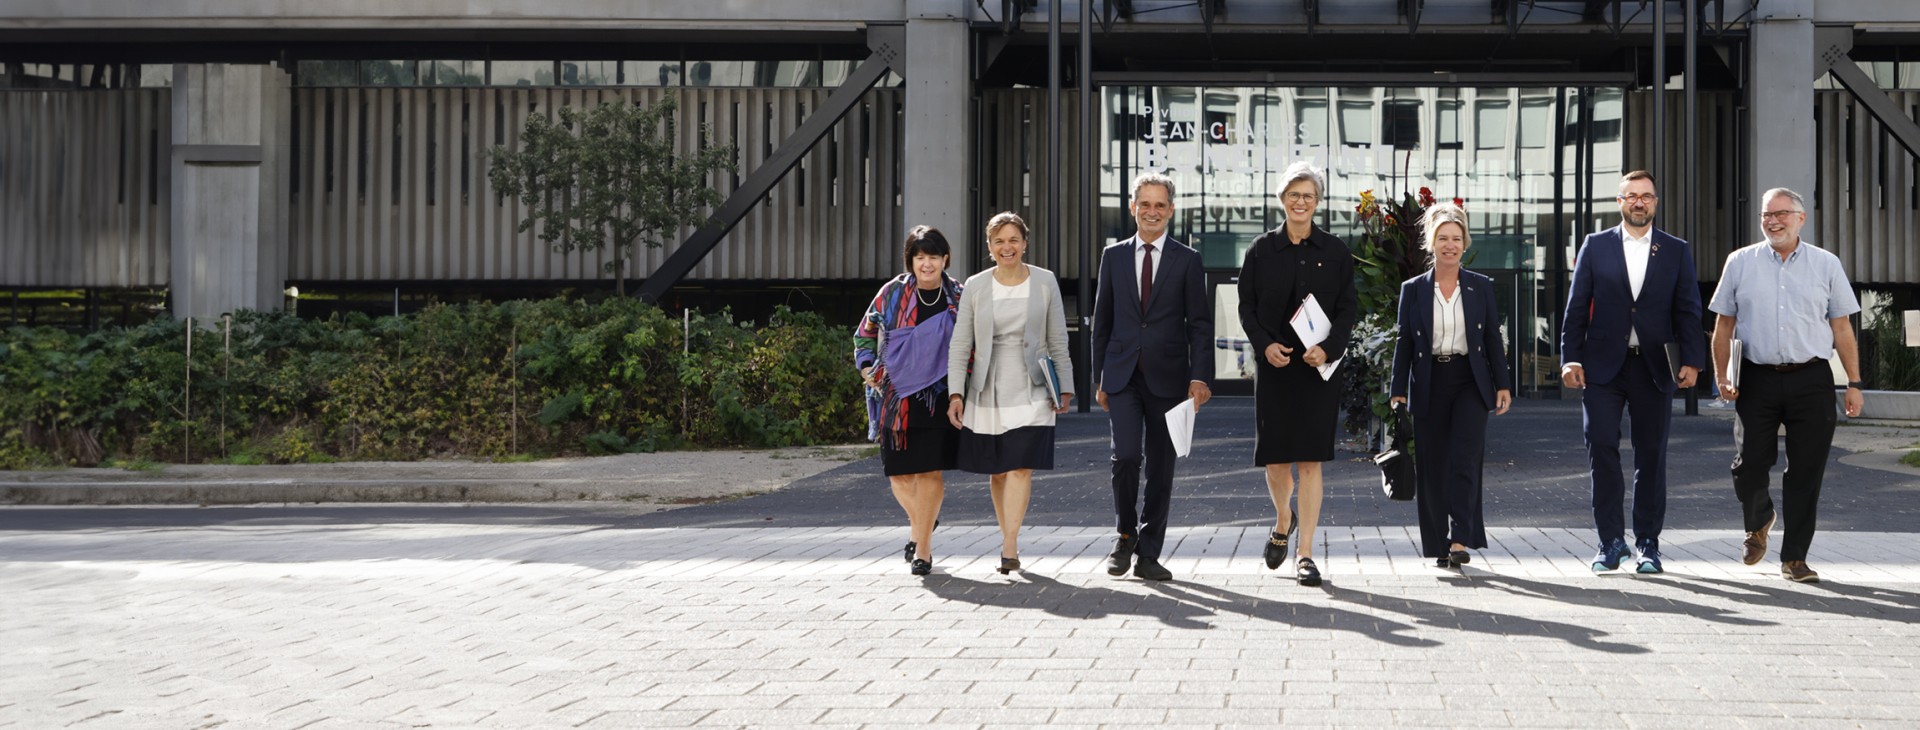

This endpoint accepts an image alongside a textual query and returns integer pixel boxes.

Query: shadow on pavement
[920,570,1442,646]
[1665,575,1920,624]
[1435,571,1774,626]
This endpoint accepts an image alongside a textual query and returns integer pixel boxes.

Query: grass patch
[491,453,549,463]
[1901,450,1920,469]
[101,457,163,473]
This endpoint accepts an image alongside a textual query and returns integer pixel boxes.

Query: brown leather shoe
[1741,511,1776,566]
[1781,560,1819,583]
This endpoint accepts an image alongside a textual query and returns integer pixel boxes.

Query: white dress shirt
[1622,227,1652,347]
[1433,283,1469,357]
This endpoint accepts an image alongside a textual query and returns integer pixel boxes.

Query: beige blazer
[948,264,1076,402]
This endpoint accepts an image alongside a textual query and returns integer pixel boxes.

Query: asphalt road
[625,397,1920,534]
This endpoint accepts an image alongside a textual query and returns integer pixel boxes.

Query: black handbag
[1374,402,1416,501]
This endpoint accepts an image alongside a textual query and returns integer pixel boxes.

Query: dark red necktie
[1139,243,1155,313]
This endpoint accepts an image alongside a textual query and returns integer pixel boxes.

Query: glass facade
[1099,85,1628,394]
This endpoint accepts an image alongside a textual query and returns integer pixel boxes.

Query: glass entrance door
[1097,84,1624,397]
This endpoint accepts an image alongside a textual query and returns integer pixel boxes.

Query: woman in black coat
[1389,201,1513,569]
[1236,161,1358,587]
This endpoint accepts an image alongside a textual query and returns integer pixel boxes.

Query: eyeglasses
[1759,210,1801,221]
[1618,193,1658,203]
[1282,192,1319,203]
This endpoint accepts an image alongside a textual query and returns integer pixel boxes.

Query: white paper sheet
[1316,357,1342,381]
[1290,293,1332,349]
[1164,398,1197,458]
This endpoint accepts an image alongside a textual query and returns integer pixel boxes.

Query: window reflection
[1100,85,1624,390]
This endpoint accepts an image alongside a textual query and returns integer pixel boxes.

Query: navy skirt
[956,425,1055,474]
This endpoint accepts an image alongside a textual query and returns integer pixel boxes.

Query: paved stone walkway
[5,520,1918,728]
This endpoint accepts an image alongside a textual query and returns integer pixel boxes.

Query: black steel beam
[636,25,903,304]
[1079,0,1095,412]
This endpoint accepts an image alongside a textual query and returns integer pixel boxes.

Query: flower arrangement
[1343,186,1464,443]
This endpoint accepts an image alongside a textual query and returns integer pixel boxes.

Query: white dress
[962,277,1056,435]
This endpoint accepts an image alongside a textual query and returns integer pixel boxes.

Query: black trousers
[1107,377,1182,561]
[1731,360,1837,563]
[1413,357,1490,557]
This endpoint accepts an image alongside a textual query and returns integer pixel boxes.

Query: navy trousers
[1581,352,1673,546]
[1107,377,1182,561]
[1412,358,1490,557]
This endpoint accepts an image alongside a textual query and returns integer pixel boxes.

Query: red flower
[1417,187,1436,207]
[1384,214,1397,227]
[1453,197,1465,208]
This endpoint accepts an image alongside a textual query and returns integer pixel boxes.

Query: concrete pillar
[169,63,289,320]
[904,3,972,272]
[1748,0,1816,222]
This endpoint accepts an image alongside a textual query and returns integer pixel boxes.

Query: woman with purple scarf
[855,225,964,577]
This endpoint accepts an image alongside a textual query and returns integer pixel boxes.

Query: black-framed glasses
[1282,192,1319,203]
[1618,193,1658,203]
[1759,210,1801,221]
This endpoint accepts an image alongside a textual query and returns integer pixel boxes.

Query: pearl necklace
[916,286,943,307]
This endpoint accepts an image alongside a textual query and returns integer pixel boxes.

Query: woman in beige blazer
[946,211,1074,575]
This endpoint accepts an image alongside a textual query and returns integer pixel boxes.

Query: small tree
[489,93,736,297]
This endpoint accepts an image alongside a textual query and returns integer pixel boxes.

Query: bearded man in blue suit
[1560,170,1706,574]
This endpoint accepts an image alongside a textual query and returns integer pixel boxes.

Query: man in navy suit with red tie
[1092,172,1214,581]
[1560,170,1706,574]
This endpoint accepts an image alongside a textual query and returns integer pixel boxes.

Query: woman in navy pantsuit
[1389,202,1513,569]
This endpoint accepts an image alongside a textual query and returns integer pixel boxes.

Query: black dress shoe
[1133,556,1172,581]
[1449,549,1471,567]
[1263,523,1293,571]
[904,541,916,563]
[1106,535,1138,576]
[1434,557,1451,568]
[1296,557,1322,586]
[910,558,932,576]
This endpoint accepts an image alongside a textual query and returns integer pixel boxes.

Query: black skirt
[879,387,960,477]
[1252,358,1341,464]
[955,425,1056,474]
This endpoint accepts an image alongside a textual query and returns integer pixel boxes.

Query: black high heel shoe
[1296,556,1322,587]
[910,557,932,576]
[997,556,1021,575]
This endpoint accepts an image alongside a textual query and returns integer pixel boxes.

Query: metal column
[1077,0,1094,412]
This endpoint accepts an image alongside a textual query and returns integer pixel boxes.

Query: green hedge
[0,299,863,468]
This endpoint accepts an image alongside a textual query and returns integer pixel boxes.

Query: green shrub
[0,298,863,467]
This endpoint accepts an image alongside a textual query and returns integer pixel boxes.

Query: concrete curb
[0,479,706,506]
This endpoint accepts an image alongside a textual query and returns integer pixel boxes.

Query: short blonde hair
[1419,201,1471,256]
[984,211,1030,241]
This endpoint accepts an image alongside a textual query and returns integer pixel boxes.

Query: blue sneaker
[1634,538,1663,574]
[1591,538,1634,572]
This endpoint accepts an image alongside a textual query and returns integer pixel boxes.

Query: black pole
[1047,0,1062,275]
[1652,0,1665,180]
[1683,0,1700,416]
[1552,86,1568,398]
[1077,0,1094,413]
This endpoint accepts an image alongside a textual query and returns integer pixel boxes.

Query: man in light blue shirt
[1708,187,1864,584]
